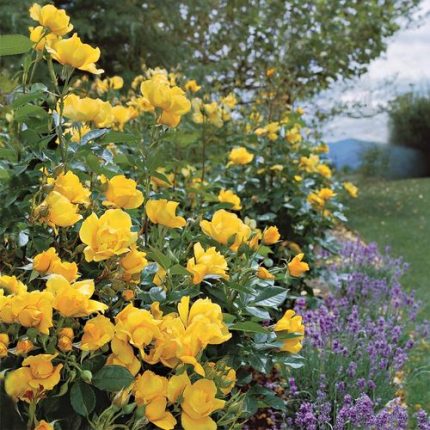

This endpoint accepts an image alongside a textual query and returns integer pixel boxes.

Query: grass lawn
[346,177,430,412]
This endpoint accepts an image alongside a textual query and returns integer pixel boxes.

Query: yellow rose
[200,209,251,252]
[133,370,168,405]
[317,164,332,178]
[33,248,59,273]
[57,335,73,352]
[288,253,309,277]
[307,192,324,209]
[16,339,34,356]
[57,327,74,352]
[146,297,231,376]
[184,80,201,93]
[181,379,225,430]
[52,171,91,206]
[145,199,186,229]
[29,26,58,51]
[47,33,103,74]
[141,77,191,128]
[29,3,73,36]
[34,420,54,430]
[106,336,141,376]
[37,191,82,228]
[5,354,62,402]
[103,175,144,209]
[0,291,14,323]
[263,226,281,245]
[257,267,275,280]
[221,93,237,109]
[179,297,232,347]
[80,315,114,351]
[112,105,134,130]
[79,209,137,262]
[318,188,336,201]
[46,275,107,317]
[218,189,242,211]
[286,126,302,144]
[133,371,176,430]
[114,304,160,357]
[167,372,191,403]
[0,275,27,295]
[62,94,113,127]
[266,67,276,77]
[248,228,262,250]
[11,291,53,335]
[227,147,254,166]
[186,242,229,284]
[343,181,359,198]
[300,154,320,172]
[146,396,177,430]
[48,259,79,283]
[0,333,9,358]
[274,309,305,353]
[120,246,148,277]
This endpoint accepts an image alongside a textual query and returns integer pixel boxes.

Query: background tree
[0,0,421,101]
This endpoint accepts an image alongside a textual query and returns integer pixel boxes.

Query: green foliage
[0,0,421,100]
[389,92,430,168]
[358,145,390,178]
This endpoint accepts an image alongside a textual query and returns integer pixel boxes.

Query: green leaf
[11,91,45,108]
[0,35,32,56]
[147,246,172,269]
[98,131,140,145]
[169,264,190,276]
[80,128,109,145]
[14,104,48,122]
[230,321,267,334]
[92,365,134,392]
[70,381,96,416]
[251,287,287,307]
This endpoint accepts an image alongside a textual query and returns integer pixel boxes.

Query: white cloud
[324,0,430,142]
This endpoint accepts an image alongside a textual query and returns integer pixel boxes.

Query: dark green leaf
[92,365,134,392]
[230,321,267,334]
[70,381,96,416]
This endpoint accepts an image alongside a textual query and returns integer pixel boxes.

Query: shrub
[388,92,430,172]
[0,4,358,430]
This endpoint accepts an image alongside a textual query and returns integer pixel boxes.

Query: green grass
[346,177,430,413]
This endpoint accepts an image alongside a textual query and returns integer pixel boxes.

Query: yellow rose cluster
[0,4,364,429]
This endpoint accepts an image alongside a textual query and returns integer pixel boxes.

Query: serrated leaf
[70,381,96,416]
[0,35,32,56]
[92,365,134,392]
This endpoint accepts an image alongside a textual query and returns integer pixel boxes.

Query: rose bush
[0,4,358,430]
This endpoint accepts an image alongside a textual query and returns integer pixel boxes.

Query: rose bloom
[103,175,144,209]
[79,209,137,262]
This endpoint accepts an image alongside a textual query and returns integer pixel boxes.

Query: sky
[323,0,430,143]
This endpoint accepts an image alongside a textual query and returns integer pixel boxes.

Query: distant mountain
[328,139,381,170]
